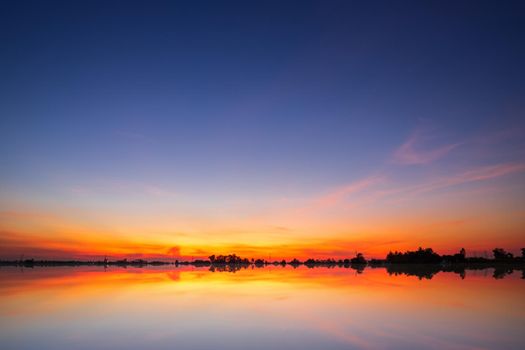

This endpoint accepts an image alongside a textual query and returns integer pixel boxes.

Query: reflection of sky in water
[0,267,524,350]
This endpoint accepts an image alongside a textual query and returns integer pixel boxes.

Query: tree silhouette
[350,253,367,264]
[492,248,513,261]
[442,248,467,263]
[387,247,442,264]
[289,258,301,268]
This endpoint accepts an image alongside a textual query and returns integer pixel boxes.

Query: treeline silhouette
[385,247,523,264]
[1,248,524,279]
[385,263,524,280]
[0,257,170,268]
[381,247,525,280]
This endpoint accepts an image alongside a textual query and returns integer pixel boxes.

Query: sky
[1,0,524,260]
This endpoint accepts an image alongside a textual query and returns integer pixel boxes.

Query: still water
[0,266,524,350]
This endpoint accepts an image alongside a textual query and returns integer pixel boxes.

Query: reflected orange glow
[1,266,524,349]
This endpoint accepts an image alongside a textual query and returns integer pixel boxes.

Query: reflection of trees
[493,266,514,279]
[441,265,467,279]
[3,246,524,280]
[301,253,367,268]
[350,264,365,274]
[209,264,247,273]
[207,254,251,273]
[385,264,524,280]
[386,265,442,280]
[289,259,301,268]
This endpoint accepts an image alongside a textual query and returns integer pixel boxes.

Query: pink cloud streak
[393,130,460,165]
[409,162,525,195]
[314,176,384,209]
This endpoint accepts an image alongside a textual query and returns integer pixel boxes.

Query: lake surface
[1,266,524,350]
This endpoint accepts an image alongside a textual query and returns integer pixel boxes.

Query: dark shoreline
[2,247,524,279]
[1,259,524,280]
[1,259,524,268]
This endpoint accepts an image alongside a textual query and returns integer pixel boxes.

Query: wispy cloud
[312,175,384,210]
[408,162,525,195]
[350,162,525,209]
[393,129,460,165]
[280,175,385,218]
[451,162,525,182]
[298,130,522,214]
[309,162,525,211]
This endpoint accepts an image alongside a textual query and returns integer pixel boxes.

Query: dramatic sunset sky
[1,1,524,260]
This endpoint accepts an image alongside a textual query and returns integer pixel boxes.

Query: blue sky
[1,1,524,258]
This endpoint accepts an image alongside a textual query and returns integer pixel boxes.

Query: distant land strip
[1,247,524,273]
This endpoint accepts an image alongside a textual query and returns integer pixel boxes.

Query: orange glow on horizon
[1,166,524,261]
